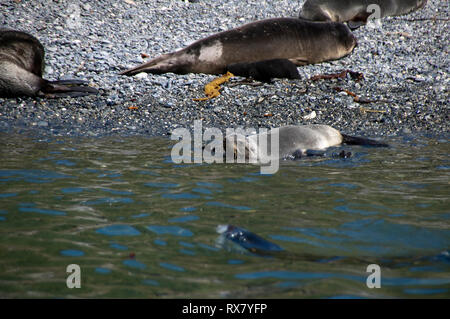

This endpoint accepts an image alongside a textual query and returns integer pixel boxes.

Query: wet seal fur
[220,124,388,162]
[0,29,98,98]
[226,59,301,83]
[299,0,428,26]
[216,224,283,256]
[120,18,357,76]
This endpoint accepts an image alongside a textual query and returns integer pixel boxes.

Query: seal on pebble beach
[0,29,98,98]
[226,59,301,82]
[299,0,428,26]
[221,124,388,161]
[120,18,357,76]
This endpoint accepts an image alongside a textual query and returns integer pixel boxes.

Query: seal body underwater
[219,124,388,162]
[120,18,357,76]
[216,225,283,256]
[226,59,301,82]
[0,29,98,98]
[299,0,428,25]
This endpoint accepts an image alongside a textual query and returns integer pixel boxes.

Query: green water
[0,132,449,298]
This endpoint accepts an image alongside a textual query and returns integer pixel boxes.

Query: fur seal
[299,0,428,25]
[120,18,357,76]
[221,124,388,161]
[216,225,283,256]
[0,29,98,98]
[226,59,301,82]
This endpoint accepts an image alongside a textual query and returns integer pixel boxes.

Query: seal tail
[41,79,98,98]
[119,53,177,76]
[341,134,389,147]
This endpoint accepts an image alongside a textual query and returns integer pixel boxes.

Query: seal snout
[351,35,358,49]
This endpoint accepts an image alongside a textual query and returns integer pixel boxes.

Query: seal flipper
[347,10,374,29]
[347,20,365,30]
[47,79,90,85]
[286,149,326,160]
[341,134,388,147]
[41,79,98,98]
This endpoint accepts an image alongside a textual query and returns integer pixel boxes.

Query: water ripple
[96,225,141,236]
[19,207,66,216]
[146,225,193,237]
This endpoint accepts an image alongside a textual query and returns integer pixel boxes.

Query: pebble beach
[0,0,448,138]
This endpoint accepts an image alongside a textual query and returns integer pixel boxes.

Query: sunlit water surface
[0,132,449,298]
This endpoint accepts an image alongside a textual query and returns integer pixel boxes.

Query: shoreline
[0,0,448,139]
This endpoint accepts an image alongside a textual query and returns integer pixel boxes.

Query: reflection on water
[0,132,449,298]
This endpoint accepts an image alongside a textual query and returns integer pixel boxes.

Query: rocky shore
[0,0,448,138]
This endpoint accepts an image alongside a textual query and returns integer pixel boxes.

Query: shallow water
[0,132,449,298]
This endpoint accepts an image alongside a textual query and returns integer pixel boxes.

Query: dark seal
[226,59,301,82]
[0,29,98,98]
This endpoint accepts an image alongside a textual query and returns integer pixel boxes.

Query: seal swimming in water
[217,124,388,162]
[216,225,283,256]
[0,29,98,98]
[226,59,301,82]
[120,18,357,76]
[299,0,428,26]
